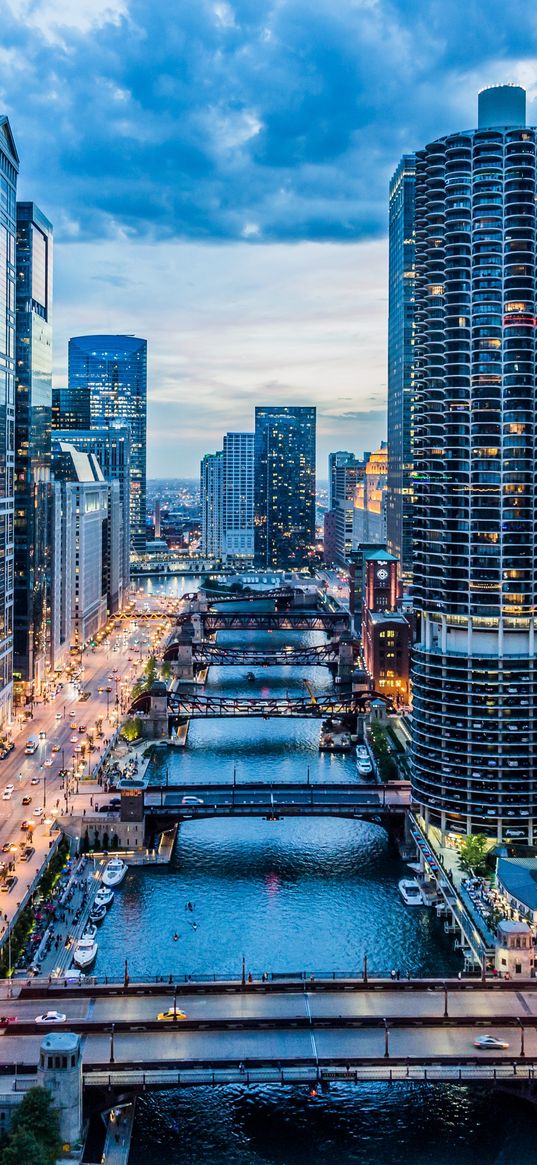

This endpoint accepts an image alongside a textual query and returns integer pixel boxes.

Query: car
[22,795,32,806]
[4,784,14,793]
[20,820,32,831]
[43,759,53,768]
[20,847,35,862]
[55,712,62,719]
[70,735,78,744]
[78,725,87,733]
[1,842,11,853]
[97,686,104,694]
[110,797,121,807]
[98,803,112,813]
[35,1011,66,1025]
[0,1015,17,1024]
[51,745,61,753]
[33,806,44,817]
[69,710,76,717]
[1,876,17,892]
[0,742,14,759]
[38,731,46,740]
[1,790,11,801]
[474,1035,510,1049]
[31,776,40,785]
[156,1008,187,1022]
[181,796,204,806]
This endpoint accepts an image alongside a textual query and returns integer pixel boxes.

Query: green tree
[7,1087,61,1164]
[144,655,158,686]
[121,716,142,742]
[459,834,489,876]
[161,661,172,682]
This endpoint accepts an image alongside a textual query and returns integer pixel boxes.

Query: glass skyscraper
[386,154,415,580]
[13,202,53,697]
[254,406,316,567]
[66,335,147,553]
[0,118,18,728]
[411,84,537,843]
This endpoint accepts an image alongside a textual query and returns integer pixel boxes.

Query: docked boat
[73,937,98,970]
[83,924,97,941]
[89,903,107,924]
[398,878,425,906]
[102,858,128,888]
[94,887,114,909]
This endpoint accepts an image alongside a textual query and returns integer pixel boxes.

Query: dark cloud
[5,0,537,244]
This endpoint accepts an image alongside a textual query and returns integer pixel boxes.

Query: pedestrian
[390,969,396,981]
[457,970,462,981]
[396,969,400,981]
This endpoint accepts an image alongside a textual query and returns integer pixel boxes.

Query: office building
[13,202,53,699]
[254,406,316,567]
[0,118,18,729]
[66,335,147,554]
[200,450,223,558]
[222,432,254,560]
[51,443,112,659]
[329,452,367,565]
[387,155,416,580]
[52,386,90,430]
[352,443,387,547]
[52,426,130,609]
[411,84,537,843]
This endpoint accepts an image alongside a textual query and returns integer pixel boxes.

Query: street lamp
[383,1018,390,1058]
[443,982,448,1018]
[519,1018,525,1058]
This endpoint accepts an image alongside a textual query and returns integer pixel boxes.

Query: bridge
[181,587,294,605]
[173,610,350,632]
[143,780,410,824]
[3,978,537,1090]
[166,642,342,667]
[160,692,375,718]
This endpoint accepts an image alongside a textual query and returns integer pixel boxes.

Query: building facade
[411,84,537,843]
[254,406,316,567]
[200,450,223,558]
[222,432,254,560]
[352,442,387,547]
[361,548,410,704]
[13,202,53,699]
[0,119,19,729]
[66,335,147,554]
[387,155,415,580]
[52,426,130,609]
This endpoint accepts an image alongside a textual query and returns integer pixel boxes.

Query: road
[0,595,170,938]
[0,984,536,1067]
[144,783,410,816]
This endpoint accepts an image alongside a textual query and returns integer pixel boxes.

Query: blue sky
[4,0,537,475]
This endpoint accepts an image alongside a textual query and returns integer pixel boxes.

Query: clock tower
[363,550,398,614]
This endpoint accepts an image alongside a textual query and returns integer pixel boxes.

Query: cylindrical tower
[411,85,537,844]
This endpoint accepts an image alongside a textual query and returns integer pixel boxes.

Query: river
[101,579,537,1164]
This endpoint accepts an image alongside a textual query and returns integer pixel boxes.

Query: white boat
[102,858,128,888]
[73,937,98,969]
[83,924,97,940]
[398,878,425,906]
[89,903,107,924]
[94,887,114,909]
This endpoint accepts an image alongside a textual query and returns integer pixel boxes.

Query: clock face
[376,567,389,581]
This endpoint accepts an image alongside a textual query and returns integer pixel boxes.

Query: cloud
[4,0,537,243]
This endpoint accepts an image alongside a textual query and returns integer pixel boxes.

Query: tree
[144,655,158,686]
[121,717,142,742]
[6,1087,61,1164]
[459,834,489,876]
[161,661,172,682]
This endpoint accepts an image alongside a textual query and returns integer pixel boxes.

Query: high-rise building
[13,202,53,699]
[52,386,90,430]
[387,155,415,579]
[352,442,388,547]
[411,84,537,843]
[254,406,316,567]
[52,427,130,611]
[329,452,366,564]
[66,335,147,554]
[200,451,223,558]
[0,118,19,729]
[222,432,254,560]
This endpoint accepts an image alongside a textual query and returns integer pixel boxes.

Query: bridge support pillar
[142,681,171,739]
[38,1032,83,1148]
[174,625,195,679]
[337,635,354,684]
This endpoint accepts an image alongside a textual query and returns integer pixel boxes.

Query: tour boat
[73,937,98,970]
[94,887,114,909]
[398,878,425,906]
[89,903,107,924]
[102,857,128,888]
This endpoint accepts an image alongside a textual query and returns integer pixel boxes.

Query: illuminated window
[428,284,444,296]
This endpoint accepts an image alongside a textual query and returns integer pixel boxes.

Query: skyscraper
[13,202,53,698]
[387,155,415,579]
[200,451,223,558]
[66,335,147,554]
[222,432,254,560]
[254,406,316,567]
[0,118,18,729]
[411,84,537,843]
[327,452,366,565]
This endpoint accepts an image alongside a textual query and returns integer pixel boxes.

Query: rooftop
[497,858,537,912]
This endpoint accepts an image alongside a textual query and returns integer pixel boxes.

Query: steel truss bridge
[174,610,350,632]
[165,692,371,718]
[181,587,294,605]
[4,979,537,1091]
[143,781,409,824]
[167,643,342,667]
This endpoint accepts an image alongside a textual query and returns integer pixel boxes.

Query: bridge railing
[14,967,487,991]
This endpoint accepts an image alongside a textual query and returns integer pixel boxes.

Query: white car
[55,712,62,719]
[31,776,40,786]
[35,1011,66,1025]
[43,759,53,768]
[4,784,14,793]
[181,795,204,806]
[474,1034,509,1049]
[33,806,44,817]
[2,790,11,800]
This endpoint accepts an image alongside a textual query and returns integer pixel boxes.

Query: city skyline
[3,1,537,475]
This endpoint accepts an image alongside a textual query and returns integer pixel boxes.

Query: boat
[72,937,98,970]
[398,878,425,906]
[89,903,107,924]
[94,887,114,909]
[245,671,256,683]
[83,924,97,940]
[102,858,128,888]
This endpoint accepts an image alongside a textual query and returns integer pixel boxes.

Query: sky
[3,0,537,476]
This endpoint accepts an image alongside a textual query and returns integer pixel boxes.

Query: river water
[102,579,536,1164]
